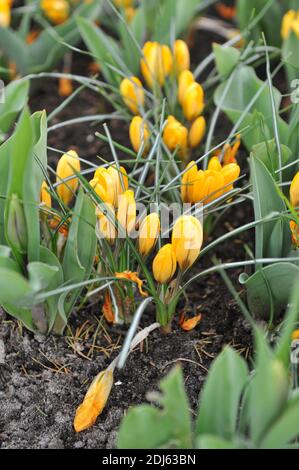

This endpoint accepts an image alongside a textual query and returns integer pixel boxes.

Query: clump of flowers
[120,39,206,159]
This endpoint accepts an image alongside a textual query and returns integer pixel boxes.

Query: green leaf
[118,367,192,449]
[196,347,248,441]
[27,262,59,292]
[0,267,34,306]
[0,80,29,133]
[117,406,173,449]
[259,392,299,448]
[0,134,13,244]
[213,44,240,80]
[78,17,127,86]
[250,155,289,261]
[275,284,299,366]
[214,65,289,151]
[240,262,299,319]
[196,434,242,449]
[0,27,30,74]
[249,329,289,446]
[251,140,293,180]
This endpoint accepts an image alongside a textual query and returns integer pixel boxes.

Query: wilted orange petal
[292,329,299,341]
[102,290,115,323]
[59,77,73,97]
[179,313,202,331]
[48,215,69,237]
[74,369,114,432]
[26,30,40,44]
[215,3,236,20]
[115,271,148,297]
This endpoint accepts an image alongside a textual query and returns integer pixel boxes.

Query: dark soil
[0,2,261,450]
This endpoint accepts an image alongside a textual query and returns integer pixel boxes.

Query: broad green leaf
[0,28,30,74]
[249,329,289,446]
[282,31,299,87]
[250,155,289,261]
[27,262,59,292]
[0,267,34,306]
[275,285,299,367]
[213,44,240,80]
[259,392,299,449]
[214,66,289,151]
[240,262,299,319]
[196,347,248,441]
[251,140,293,181]
[78,17,127,86]
[196,434,242,449]
[118,367,192,449]
[0,80,29,133]
[117,406,173,449]
[0,244,21,273]
[0,134,12,244]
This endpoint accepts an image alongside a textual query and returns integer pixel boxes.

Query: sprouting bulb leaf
[74,368,114,433]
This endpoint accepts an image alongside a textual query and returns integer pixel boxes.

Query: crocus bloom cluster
[181,156,240,205]
[152,215,203,284]
[40,0,70,24]
[120,40,206,156]
[281,10,299,39]
[290,172,299,248]
[0,0,12,27]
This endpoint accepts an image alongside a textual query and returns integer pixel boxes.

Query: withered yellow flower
[222,135,241,165]
[189,116,206,149]
[163,115,188,159]
[129,116,150,154]
[152,243,177,284]
[117,189,136,234]
[171,215,203,271]
[120,76,144,115]
[179,313,202,331]
[290,172,299,208]
[138,213,160,257]
[178,70,194,105]
[140,41,173,88]
[281,10,299,39]
[182,82,205,121]
[74,368,114,432]
[173,39,190,74]
[41,0,70,24]
[40,180,52,208]
[56,150,80,206]
[115,271,148,297]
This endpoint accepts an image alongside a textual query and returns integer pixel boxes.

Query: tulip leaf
[251,139,293,181]
[250,155,289,262]
[118,367,192,449]
[59,190,96,332]
[0,134,13,244]
[0,27,30,75]
[0,80,29,134]
[240,262,299,319]
[213,44,240,80]
[196,435,242,449]
[196,347,248,441]
[214,65,289,151]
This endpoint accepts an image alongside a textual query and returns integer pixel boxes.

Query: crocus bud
[152,243,177,284]
[40,180,52,208]
[117,189,136,235]
[129,116,150,154]
[163,116,188,159]
[0,0,11,27]
[178,70,194,105]
[182,82,205,121]
[281,10,299,39]
[93,168,115,205]
[125,6,136,22]
[41,0,70,24]
[7,194,28,253]
[189,116,206,149]
[120,76,145,115]
[141,41,173,88]
[208,156,222,172]
[221,163,240,194]
[173,39,190,74]
[56,150,80,206]
[107,165,129,207]
[138,213,160,257]
[98,212,116,244]
[290,172,299,208]
[74,368,114,432]
[89,178,111,212]
[172,215,203,271]
[181,161,198,203]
